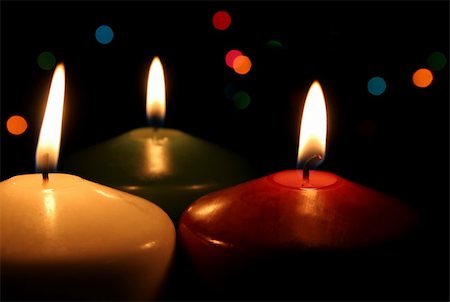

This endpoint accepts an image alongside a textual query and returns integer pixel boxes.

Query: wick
[302,154,323,185]
[147,118,160,131]
[42,153,49,183]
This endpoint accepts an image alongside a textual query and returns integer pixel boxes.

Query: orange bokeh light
[412,68,433,88]
[7,115,28,135]
[233,55,252,75]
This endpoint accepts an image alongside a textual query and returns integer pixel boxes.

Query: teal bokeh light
[95,25,114,44]
[367,77,386,96]
[224,82,237,100]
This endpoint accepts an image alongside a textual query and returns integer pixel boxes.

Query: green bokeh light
[232,91,251,109]
[37,51,56,70]
[267,40,283,49]
[427,52,447,71]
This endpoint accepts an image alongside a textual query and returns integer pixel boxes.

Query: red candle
[178,81,417,298]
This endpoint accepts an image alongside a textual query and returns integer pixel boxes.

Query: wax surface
[180,170,416,249]
[179,169,417,284]
[1,173,176,301]
[62,128,256,222]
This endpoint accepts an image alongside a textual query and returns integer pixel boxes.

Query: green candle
[62,127,255,222]
[62,57,255,222]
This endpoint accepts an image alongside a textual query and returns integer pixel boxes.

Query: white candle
[0,63,176,301]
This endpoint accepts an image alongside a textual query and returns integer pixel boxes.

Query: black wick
[302,154,323,185]
[42,153,49,183]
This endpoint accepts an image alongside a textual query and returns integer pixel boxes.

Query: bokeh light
[37,51,56,70]
[412,68,433,88]
[224,82,237,100]
[267,40,283,49]
[225,50,242,68]
[233,91,251,109]
[427,52,447,71]
[367,76,386,96]
[212,11,231,30]
[7,115,28,135]
[95,25,114,44]
[233,55,252,75]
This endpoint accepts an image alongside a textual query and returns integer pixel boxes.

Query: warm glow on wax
[146,138,170,176]
[146,57,166,125]
[36,63,65,171]
[297,81,327,167]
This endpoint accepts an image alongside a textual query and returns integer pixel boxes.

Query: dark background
[1,1,449,301]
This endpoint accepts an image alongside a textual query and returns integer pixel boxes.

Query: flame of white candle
[297,80,327,168]
[146,56,166,126]
[36,63,65,171]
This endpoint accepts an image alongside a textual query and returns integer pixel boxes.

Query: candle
[62,56,255,223]
[0,63,176,301]
[178,81,418,299]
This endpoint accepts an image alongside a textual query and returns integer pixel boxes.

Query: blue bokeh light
[95,25,114,45]
[367,76,386,96]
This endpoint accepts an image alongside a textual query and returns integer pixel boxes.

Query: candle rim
[268,170,339,190]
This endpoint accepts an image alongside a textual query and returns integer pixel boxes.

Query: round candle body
[62,127,255,222]
[1,173,176,301]
[178,170,417,297]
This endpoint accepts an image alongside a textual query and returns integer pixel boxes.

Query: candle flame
[146,56,166,126]
[297,81,327,168]
[36,63,65,171]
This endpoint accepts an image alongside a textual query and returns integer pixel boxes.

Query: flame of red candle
[297,81,327,169]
